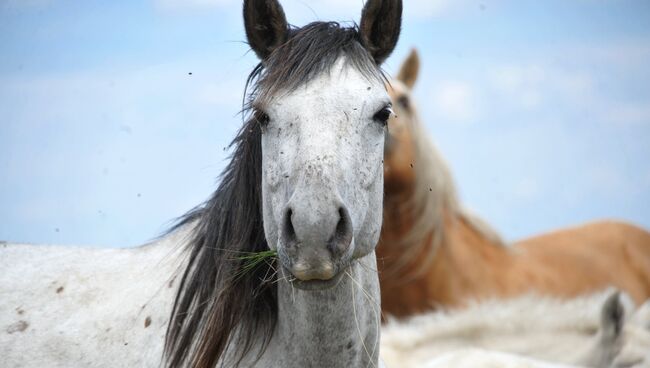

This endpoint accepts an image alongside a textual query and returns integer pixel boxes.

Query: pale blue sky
[1,0,649,247]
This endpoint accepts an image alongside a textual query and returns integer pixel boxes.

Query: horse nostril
[281,204,352,258]
[282,207,297,245]
[330,207,353,255]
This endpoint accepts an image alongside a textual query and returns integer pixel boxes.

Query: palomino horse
[1,0,403,367]
[379,49,650,318]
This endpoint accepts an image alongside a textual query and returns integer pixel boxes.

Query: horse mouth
[280,265,347,291]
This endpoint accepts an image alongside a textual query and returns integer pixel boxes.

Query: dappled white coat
[0,229,189,367]
[3,232,650,368]
[423,349,582,368]
[382,291,650,368]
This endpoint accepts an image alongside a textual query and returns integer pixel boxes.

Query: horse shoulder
[426,214,519,304]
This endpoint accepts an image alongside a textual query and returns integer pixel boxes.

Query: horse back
[0,234,186,367]
[514,221,650,304]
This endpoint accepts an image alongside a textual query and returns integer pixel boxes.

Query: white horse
[382,290,650,368]
[1,0,403,367]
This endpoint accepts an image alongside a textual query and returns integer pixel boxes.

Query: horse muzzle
[277,198,354,289]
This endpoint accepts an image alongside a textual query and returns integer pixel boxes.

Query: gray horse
[1,1,403,367]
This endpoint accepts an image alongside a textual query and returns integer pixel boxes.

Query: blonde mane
[390,81,506,276]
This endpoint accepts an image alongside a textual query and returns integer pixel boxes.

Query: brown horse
[379,49,650,318]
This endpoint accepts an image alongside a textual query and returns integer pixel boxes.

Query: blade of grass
[233,249,278,281]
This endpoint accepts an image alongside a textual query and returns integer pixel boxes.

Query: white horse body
[382,291,650,368]
[0,230,187,367]
[422,349,583,368]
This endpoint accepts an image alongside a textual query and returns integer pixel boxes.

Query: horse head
[385,49,420,193]
[245,0,403,289]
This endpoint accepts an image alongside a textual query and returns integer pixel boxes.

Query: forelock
[248,21,385,107]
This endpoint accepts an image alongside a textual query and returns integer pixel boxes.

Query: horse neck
[378,119,513,312]
[271,252,381,368]
[437,212,513,296]
[378,119,459,280]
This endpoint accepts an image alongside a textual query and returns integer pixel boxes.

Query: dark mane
[164,21,383,368]
[255,22,383,105]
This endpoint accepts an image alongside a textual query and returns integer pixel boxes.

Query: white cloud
[282,0,465,23]
[404,0,456,19]
[153,0,363,17]
[486,60,650,128]
[602,103,650,126]
[585,166,641,198]
[195,78,247,108]
[0,0,53,10]
[0,59,242,246]
[153,0,462,20]
[431,80,479,123]
[570,41,650,70]
[154,0,235,11]
[490,65,546,109]
[512,177,541,201]
[489,64,595,110]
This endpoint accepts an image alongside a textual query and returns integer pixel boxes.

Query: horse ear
[600,291,624,342]
[359,0,403,65]
[396,48,420,89]
[243,0,289,60]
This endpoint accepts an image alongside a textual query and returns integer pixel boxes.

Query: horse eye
[373,106,393,126]
[256,111,270,127]
[398,95,410,110]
